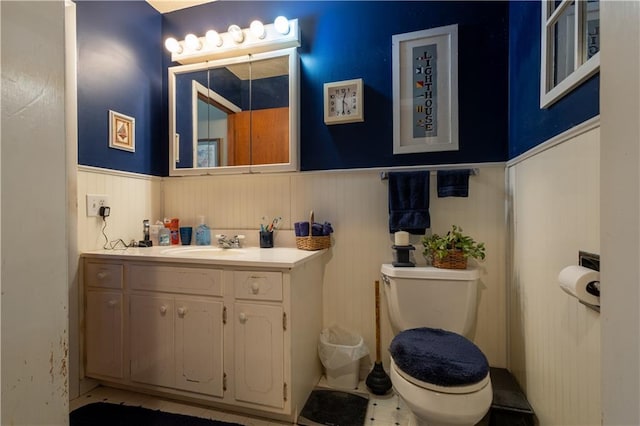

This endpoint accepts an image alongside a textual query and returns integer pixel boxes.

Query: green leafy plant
[421,225,486,261]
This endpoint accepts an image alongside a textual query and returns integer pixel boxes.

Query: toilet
[380,264,492,426]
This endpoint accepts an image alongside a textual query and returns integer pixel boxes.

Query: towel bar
[380,168,479,180]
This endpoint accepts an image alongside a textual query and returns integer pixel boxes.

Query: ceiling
[146,0,216,14]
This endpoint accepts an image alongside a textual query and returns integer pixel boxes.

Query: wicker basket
[295,211,331,251]
[432,250,467,269]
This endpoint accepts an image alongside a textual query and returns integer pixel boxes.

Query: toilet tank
[380,264,481,336]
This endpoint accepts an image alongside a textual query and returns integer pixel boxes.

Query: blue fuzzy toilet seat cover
[389,327,489,387]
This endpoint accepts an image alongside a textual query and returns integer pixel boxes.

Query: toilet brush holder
[392,245,415,267]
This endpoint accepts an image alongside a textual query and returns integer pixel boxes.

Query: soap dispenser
[195,215,211,246]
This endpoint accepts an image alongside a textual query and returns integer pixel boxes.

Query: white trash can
[318,326,369,389]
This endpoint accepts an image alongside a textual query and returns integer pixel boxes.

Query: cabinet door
[234,303,284,408]
[250,107,289,165]
[130,294,174,388]
[175,297,224,396]
[86,290,123,379]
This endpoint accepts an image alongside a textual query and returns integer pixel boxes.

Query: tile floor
[69,378,410,426]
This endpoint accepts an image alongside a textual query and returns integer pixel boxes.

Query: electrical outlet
[86,194,110,217]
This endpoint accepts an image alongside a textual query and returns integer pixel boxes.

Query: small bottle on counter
[195,215,211,246]
[165,218,180,245]
[149,224,163,246]
[158,227,171,246]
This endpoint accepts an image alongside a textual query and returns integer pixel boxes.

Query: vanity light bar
[167,18,300,65]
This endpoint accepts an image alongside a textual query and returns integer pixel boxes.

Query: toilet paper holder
[576,251,600,312]
[578,250,600,312]
[581,281,601,312]
[585,280,600,297]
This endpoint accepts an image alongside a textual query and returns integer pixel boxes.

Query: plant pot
[432,250,467,269]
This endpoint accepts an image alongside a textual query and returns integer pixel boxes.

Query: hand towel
[388,171,430,235]
[294,221,334,236]
[437,169,471,197]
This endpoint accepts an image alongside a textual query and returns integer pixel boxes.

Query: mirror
[169,48,299,176]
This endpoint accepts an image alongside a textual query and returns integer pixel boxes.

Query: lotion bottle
[158,227,171,246]
[195,215,211,245]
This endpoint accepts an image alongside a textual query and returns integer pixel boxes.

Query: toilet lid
[389,327,489,388]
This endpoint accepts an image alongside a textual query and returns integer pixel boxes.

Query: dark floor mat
[298,389,369,426]
[489,368,534,413]
[70,402,243,426]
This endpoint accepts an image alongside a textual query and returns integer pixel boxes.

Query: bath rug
[298,389,368,426]
[70,402,243,426]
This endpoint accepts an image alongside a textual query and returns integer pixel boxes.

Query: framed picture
[323,78,364,125]
[109,110,135,152]
[392,24,458,154]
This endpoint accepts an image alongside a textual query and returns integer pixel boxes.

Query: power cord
[100,210,132,250]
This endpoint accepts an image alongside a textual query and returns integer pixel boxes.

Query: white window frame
[540,0,600,108]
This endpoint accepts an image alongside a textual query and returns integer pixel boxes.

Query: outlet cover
[86,194,110,217]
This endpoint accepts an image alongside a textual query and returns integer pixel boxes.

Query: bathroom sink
[85,245,324,268]
[160,246,247,257]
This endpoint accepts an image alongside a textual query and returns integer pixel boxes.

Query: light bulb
[250,20,265,39]
[228,24,244,43]
[205,30,222,47]
[164,37,182,54]
[274,16,290,35]
[185,33,201,51]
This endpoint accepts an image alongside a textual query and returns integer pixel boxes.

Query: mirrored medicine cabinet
[168,47,299,176]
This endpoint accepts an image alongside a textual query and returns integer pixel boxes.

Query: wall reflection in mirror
[169,49,297,176]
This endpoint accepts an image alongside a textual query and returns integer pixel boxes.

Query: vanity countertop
[82,246,326,269]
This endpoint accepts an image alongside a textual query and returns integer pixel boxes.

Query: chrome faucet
[216,234,244,249]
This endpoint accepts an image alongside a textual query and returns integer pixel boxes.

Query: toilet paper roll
[558,265,600,306]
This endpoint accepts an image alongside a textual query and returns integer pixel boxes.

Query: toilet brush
[366,280,392,395]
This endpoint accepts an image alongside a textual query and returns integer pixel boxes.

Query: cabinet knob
[239,312,247,323]
[251,282,260,294]
[159,305,168,314]
[97,272,108,280]
[107,299,117,307]
[177,307,187,317]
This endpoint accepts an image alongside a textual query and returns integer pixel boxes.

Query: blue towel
[389,327,489,387]
[388,171,430,235]
[294,221,334,237]
[437,169,471,197]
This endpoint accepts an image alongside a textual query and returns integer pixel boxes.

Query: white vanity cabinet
[233,271,285,408]
[84,261,124,380]
[129,294,224,396]
[81,247,325,423]
[128,264,224,397]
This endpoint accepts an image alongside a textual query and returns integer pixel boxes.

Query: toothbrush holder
[259,231,274,248]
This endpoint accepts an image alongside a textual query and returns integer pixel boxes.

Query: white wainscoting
[507,125,601,425]
[162,165,508,370]
[74,165,506,393]
[77,166,162,252]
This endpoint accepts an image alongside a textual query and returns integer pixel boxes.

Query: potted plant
[421,225,486,269]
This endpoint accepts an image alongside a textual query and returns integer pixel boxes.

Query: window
[540,0,600,108]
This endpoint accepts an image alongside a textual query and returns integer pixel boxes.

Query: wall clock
[323,78,364,125]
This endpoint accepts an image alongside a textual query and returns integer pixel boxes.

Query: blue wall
[508,1,599,159]
[163,1,509,171]
[76,1,164,175]
[75,1,599,175]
